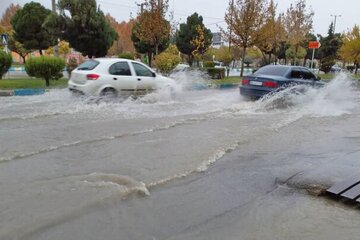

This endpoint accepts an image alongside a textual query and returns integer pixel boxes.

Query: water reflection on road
[0,73,360,240]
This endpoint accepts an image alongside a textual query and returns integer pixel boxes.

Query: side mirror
[152,72,156,77]
[316,76,321,80]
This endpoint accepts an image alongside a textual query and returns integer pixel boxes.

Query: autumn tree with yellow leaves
[340,25,360,74]
[284,0,313,65]
[133,0,171,66]
[223,0,268,76]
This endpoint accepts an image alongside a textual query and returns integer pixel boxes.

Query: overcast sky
[1,0,359,36]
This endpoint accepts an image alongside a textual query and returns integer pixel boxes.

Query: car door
[290,67,309,85]
[107,61,137,93]
[130,62,156,93]
[300,68,318,85]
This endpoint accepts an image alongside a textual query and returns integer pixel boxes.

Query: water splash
[255,73,359,118]
[169,69,210,91]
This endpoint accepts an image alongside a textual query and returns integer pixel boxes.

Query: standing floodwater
[1,73,360,240]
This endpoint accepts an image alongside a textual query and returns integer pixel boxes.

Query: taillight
[263,81,278,88]
[86,74,100,80]
[242,78,249,85]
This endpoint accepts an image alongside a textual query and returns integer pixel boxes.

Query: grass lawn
[0,78,68,90]
[213,76,241,85]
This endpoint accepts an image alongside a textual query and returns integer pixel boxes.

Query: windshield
[255,66,289,76]
[76,60,99,70]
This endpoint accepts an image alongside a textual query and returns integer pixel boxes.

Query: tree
[317,23,343,72]
[223,0,268,76]
[256,0,286,65]
[11,2,56,55]
[45,0,117,58]
[45,40,70,56]
[0,51,12,79]
[284,0,314,65]
[154,44,181,75]
[340,25,360,74]
[131,21,169,67]
[106,15,135,56]
[7,36,31,63]
[215,46,233,66]
[25,56,65,86]
[0,4,21,33]
[176,13,212,67]
[133,0,171,66]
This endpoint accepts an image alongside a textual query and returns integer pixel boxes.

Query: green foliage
[0,51,12,79]
[215,47,233,66]
[176,13,212,66]
[131,22,169,66]
[7,35,31,63]
[11,2,56,54]
[317,23,342,64]
[154,45,181,75]
[206,67,225,79]
[204,61,215,68]
[66,57,78,77]
[45,0,117,58]
[25,56,65,86]
[320,56,335,73]
[118,52,135,60]
[285,46,306,65]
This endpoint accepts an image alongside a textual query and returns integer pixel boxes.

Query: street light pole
[229,0,234,50]
[330,14,341,33]
[51,0,59,57]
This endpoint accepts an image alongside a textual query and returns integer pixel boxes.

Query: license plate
[249,81,263,86]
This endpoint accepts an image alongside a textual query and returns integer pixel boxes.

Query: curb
[218,83,239,89]
[0,89,46,97]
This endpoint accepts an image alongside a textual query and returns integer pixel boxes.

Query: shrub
[118,52,135,60]
[154,52,181,75]
[25,56,65,87]
[206,67,225,79]
[320,57,335,74]
[346,65,355,73]
[203,61,215,68]
[66,57,78,78]
[0,51,12,79]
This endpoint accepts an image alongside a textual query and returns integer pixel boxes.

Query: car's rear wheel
[101,88,117,98]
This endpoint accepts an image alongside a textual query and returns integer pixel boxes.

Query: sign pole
[310,48,315,69]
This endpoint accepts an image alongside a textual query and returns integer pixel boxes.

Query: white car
[68,58,176,97]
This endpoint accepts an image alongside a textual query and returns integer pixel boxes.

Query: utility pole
[51,0,59,57]
[330,14,341,33]
[229,0,234,50]
[51,0,56,12]
[136,2,148,14]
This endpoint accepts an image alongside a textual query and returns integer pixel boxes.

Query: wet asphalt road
[1,74,360,240]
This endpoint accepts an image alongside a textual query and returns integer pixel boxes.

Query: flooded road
[1,73,360,240]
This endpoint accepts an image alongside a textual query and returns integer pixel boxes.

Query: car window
[132,63,154,77]
[290,68,302,78]
[254,66,289,76]
[77,60,99,70]
[109,62,131,76]
[301,69,316,80]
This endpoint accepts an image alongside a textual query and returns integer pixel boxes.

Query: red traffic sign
[309,41,321,49]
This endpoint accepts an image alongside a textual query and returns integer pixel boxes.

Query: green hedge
[206,67,225,79]
[0,51,12,79]
[118,52,135,60]
[204,61,215,68]
[25,56,65,87]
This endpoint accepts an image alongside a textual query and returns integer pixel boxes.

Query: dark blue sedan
[240,65,325,99]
